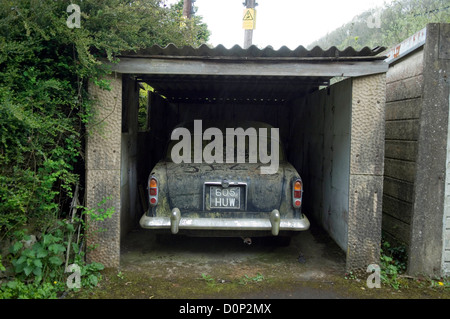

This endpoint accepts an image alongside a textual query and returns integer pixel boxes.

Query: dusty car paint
[139,121,310,236]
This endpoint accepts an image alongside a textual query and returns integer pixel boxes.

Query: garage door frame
[85,46,387,273]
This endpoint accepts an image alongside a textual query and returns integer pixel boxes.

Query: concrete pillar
[86,73,122,268]
[347,73,386,272]
[408,23,450,277]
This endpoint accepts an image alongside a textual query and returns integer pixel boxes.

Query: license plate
[210,186,240,209]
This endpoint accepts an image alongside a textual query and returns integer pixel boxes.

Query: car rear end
[140,161,309,237]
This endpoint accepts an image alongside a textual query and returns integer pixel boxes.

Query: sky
[176,0,393,49]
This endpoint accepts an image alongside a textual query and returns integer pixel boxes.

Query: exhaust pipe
[242,237,252,245]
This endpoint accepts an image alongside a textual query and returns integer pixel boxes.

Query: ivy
[0,0,209,298]
[0,0,209,235]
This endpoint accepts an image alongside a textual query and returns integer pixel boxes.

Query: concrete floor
[117,224,349,298]
[74,223,449,301]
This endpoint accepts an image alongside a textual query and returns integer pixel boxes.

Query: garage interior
[86,44,388,272]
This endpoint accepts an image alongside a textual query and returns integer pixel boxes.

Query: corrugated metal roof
[138,74,328,103]
[119,43,386,60]
[122,43,386,104]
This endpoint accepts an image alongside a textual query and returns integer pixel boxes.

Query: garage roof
[118,43,386,60]
[112,44,388,104]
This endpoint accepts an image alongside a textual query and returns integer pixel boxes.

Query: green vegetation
[343,239,408,289]
[0,196,114,298]
[0,0,448,300]
[238,273,265,285]
[379,240,407,289]
[198,272,266,288]
[308,0,450,50]
[0,0,209,298]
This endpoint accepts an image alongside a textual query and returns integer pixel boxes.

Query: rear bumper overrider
[139,208,310,236]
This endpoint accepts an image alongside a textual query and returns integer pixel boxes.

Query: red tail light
[293,179,303,208]
[149,176,158,206]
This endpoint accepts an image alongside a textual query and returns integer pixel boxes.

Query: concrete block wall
[86,73,122,268]
[382,48,424,246]
[290,79,351,253]
[290,74,385,273]
[444,100,450,275]
[383,23,450,277]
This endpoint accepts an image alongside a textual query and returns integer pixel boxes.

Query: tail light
[293,178,303,208]
[148,176,158,206]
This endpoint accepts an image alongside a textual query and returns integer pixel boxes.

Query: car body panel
[139,121,310,236]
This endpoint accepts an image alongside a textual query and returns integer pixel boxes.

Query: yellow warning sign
[242,8,256,30]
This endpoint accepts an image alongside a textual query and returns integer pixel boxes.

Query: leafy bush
[0,0,209,237]
[0,198,113,299]
[0,280,60,299]
[0,0,209,298]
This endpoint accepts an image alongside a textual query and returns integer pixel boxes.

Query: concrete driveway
[116,225,348,299]
[73,224,449,301]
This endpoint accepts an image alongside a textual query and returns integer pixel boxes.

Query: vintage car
[139,120,310,240]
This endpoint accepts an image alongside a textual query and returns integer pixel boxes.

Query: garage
[85,43,388,273]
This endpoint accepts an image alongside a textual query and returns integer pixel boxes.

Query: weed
[199,273,215,284]
[117,271,125,280]
[430,278,450,289]
[238,273,265,285]
[379,240,407,290]
[0,197,113,299]
[344,271,357,280]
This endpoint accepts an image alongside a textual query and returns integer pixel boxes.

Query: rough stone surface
[350,75,386,177]
[347,175,384,272]
[347,74,386,273]
[86,73,122,268]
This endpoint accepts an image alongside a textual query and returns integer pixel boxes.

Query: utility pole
[183,0,192,19]
[243,0,257,49]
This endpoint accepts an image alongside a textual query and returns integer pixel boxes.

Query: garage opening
[87,44,387,272]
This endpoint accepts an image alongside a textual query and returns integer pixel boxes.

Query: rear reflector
[149,176,158,207]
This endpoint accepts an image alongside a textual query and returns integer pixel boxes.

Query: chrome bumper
[139,208,310,236]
